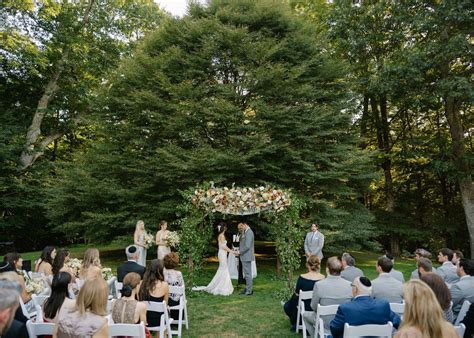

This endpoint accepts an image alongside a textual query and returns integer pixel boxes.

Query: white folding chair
[169,285,187,337]
[296,290,313,334]
[343,321,393,338]
[145,300,173,338]
[32,294,49,308]
[109,321,146,338]
[107,299,114,314]
[19,296,36,319]
[115,281,123,299]
[35,304,44,323]
[389,301,405,320]
[455,300,471,326]
[454,323,466,338]
[107,276,117,297]
[26,319,55,337]
[313,304,339,338]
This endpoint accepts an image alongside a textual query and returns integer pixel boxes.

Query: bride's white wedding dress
[193,241,234,296]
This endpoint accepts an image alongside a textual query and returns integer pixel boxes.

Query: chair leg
[184,303,189,329]
[296,307,301,333]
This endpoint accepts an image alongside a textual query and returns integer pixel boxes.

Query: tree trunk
[276,255,282,278]
[187,256,194,288]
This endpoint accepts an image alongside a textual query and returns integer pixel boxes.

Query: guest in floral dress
[163,253,184,320]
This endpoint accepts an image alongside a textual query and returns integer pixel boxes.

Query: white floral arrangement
[144,232,155,249]
[166,231,180,248]
[65,258,83,278]
[101,267,114,281]
[26,278,44,295]
[191,184,291,215]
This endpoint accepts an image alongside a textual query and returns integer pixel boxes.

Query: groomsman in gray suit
[237,222,255,295]
[304,222,325,260]
[436,248,460,285]
[372,256,403,303]
[341,252,364,283]
[451,258,474,318]
[385,254,405,283]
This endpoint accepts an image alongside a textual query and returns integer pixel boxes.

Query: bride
[193,223,237,296]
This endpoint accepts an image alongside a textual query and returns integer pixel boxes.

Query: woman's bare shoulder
[394,326,423,338]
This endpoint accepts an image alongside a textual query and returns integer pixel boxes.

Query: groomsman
[304,222,325,260]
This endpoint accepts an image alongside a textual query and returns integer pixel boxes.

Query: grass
[20,244,419,337]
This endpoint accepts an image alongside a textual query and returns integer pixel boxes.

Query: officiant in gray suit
[237,222,255,295]
[304,222,325,260]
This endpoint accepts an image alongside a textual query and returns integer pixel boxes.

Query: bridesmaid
[155,220,171,261]
[134,220,147,267]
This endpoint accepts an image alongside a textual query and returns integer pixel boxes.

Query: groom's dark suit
[117,260,146,282]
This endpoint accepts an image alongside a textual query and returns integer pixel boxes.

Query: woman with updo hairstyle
[35,246,56,276]
[80,248,102,280]
[283,255,325,331]
[112,272,147,325]
[163,252,184,320]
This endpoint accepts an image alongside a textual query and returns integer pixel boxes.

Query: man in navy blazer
[117,245,146,282]
[330,276,401,338]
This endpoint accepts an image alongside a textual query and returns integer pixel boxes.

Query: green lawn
[20,244,418,337]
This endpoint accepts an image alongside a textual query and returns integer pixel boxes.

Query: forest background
[1,0,472,257]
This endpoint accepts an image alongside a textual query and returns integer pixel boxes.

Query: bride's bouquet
[166,231,180,248]
[65,258,83,278]
[144,232,155,249]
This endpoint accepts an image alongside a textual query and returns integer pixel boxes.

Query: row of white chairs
[296,290,469,338]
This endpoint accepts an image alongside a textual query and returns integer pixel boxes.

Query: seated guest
[43,272,74,322]
[340,252,364,282]
[283,255,325,331]
[451,258,474,319]
[3,253,23,274]
[411,248,434,279]
[56,277,109,337]
[2,254,30,304]
[303,256,352,337]
[138,259,169,329]
[385,254,405,283]
[330,276,400,338]
[453,250,464,265]
[80,248,102,280]
[112,272,147,324]
[163,253,186,321]
[0,279,28,338]
[35,246,56,276]
[394,279,457,338]
[461,303,474,338]
[417,257,433,278]
[117,245,145,282]
[436,248,460,285]
[420,272,454,322]
[0,271,28,324]
[52,248,75,282]
[372,256,403,303]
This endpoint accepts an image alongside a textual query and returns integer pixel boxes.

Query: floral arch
[176,182,305,290]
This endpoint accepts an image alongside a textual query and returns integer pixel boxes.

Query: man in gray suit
[304,223,324,260]
[385,254,405,283]
[436,248,460,285]
[451,258,474,318]
[417,257,433,279]
[372,256,403,303]
[411,248,435,279]
[341,252,364,283]
[237,222,255,295]
[303,256,352,337]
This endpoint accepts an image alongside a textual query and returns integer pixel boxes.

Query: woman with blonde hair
[55,277,109,337]
[394,279,458,338]
[79,248,102,280]
[156,220,171,261]
[134,220,147,267]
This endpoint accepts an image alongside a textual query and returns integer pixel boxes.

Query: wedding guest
[163,253,184,321]
[340,252,364,282]
[385,254,405,283]
[43,272,74,323]
[35,246,56,276]
[0,271,29,323]
[453,250,464,265]
[56,277,109,337]
[112,272,147,324]
[3,253,30,301]
[451,258,474,319]
[156,220,171,261]
[420,272,454,322]
[117,245,146,282]
[3,253,23,273]
[52,248,75,281]
[138,259,169,329]
[0,279,28,338]
[134,220,147,267]
[284,255,325,331]
[394,279,457,338]
[80,248,102,280]
[437,248,460,284]
[304,222,324,260]
[372,256,403,303]
[417,257,433,278]
[411,248,434,279]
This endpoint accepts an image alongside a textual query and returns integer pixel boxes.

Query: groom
[236,222,255,295]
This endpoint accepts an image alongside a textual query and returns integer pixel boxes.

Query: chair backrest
[19,296,31,319]
[343,321,393,338]
[316,303,340,317]
[115,281,123,299]
[32,294,49,308]
[169,285,185,295]
[299,290,313,303]
[109,321,146,338]
[389,302,405,316]
[107,299,114,314]
[454,324,466,338]
[26,319,55,337]
[455,300,472,326]
[35,304,44,323]
[146,300,167,313]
